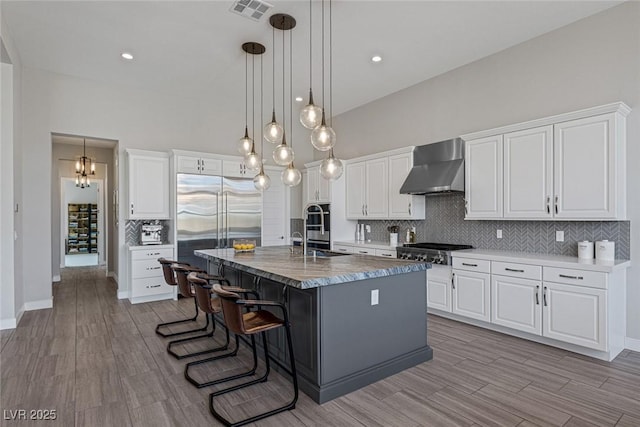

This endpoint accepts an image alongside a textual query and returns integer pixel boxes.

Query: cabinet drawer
[354,248,374,255]
[131,248,173,261]
[375,249,397,258]
[492,261,542,280]
[333,244,354,253]
[131,259,164,279]
[131,277,174,298]
[452,258,491,273]
[543,267,607,289]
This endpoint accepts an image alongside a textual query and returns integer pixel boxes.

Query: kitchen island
[195,247,432,403]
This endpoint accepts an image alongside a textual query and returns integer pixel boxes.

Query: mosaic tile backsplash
[125,220,171,246]
[359,193,630,259]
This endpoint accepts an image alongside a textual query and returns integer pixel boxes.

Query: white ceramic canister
[595,240,615,261]
[389,233,399,247]
[577,241,594,259]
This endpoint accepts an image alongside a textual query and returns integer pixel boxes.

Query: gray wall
[335,2,640,340]
[51,143,116,279]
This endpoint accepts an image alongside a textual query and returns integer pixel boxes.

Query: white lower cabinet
[129,246,175,303]
[427,267,452,312]
[542,282,606,351]
[491,275,542,335]
[451,270,491,322]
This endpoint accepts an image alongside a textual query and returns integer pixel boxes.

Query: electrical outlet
[371,289,379,306]
[556,230,565,242]
[497,229,502,239]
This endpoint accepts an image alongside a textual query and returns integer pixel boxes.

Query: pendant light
[243,42,265,171]
[263,27,284,144]
[254,45,271,191]
[271,14,296,166]
[237,49,253,156]
[310,0,336,152]
[75,138,96,188]
[319,0,343,180]
[300,0,322,129]
[282,25,302,187]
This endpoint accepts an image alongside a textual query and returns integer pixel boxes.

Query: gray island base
[195,247,433,404]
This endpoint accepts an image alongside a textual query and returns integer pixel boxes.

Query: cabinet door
[317,172,331,203]
[262,167,288,246]
[491,275,542,335]
[345,161,366,219]
[388,153,425,219]
[542,282,606,351]
[427,276,452,312]
[222,159,248,178]
[365,158,388,218]
[176,155,201,174]
[129,154,170,219]
[305,167,320,204]
[554,114,616,219]
[199,156,222,176]
[465,135,503,219]
[504,126,553,219]
[452,270,490,322]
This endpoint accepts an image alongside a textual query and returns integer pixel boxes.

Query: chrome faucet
[303,203,325,256]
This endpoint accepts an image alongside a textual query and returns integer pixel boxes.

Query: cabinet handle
[559,274,583,280]
[462,262,478,267]
[365,204,368,216]
[546,196,550,214]
[147,252,161,256]
[408,203,412,215]
[543,286,548,306]
[451,273,455,289]
[358,251,368,254]
[147,284,161,289]
[362,205,365,215]
[131,203,134,215]
[464,199,468,215]
[535,285,540,305]
[555,196,558,214]
[505,268,525,273]
[146,266,161,270]
[381,254,393,257]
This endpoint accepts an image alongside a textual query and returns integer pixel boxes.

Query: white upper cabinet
[462,102,629,220]
[262,166,289,246]
[304,166,331,205]
[554,114,619,219]
[345,161,366,218]
[127,150,170,219]
[364,158,389,218]
[176,154,222,175]
[222,158,251,178]
[465,135,503,219]
[504,126,553,219]
[388,152,425,219]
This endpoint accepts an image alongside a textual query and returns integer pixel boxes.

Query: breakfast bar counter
[195,247,433,403]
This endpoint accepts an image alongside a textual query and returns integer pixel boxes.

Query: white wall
[333,2,640,340]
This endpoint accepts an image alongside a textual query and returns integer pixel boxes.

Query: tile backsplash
[360,193,630,259]
[125,220,171,246]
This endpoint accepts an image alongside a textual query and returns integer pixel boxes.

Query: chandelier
[75,138,95,188]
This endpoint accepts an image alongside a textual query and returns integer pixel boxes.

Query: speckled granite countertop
[195,247,430,289]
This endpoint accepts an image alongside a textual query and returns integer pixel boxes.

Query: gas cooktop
[402,242,473,251]
[397,242,473,265]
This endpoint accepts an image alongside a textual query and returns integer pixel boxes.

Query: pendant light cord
[272,26,276,115]
[329,0,333,126]
[260,53,264,160]
[282,19,286,135]
[290,29,293,148]
[321,0,325,108]
[309,0,312,91]
[252,49,255,145]
[245,51,248,127]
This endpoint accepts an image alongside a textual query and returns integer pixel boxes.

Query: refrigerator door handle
[225,192,229,247]
[215,192,220,248]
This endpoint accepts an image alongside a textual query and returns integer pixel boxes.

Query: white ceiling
[2,1,622,116]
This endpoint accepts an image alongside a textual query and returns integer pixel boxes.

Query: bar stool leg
[155,298,207,338]
[166,314,231,360]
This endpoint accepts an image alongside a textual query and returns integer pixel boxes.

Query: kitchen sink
[310,250,350,257]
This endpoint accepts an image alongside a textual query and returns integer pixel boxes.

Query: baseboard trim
[117,290,128,300]
[15,305,24,326]
[24,298,53,311]
[52,275,61,282]
[107,271,118,284]
[0,318,17,330]
[625,336,640,352]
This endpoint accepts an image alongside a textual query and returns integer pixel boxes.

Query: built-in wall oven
[305,203,330,251]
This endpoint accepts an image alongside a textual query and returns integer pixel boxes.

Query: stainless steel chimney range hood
[399,138,465,195]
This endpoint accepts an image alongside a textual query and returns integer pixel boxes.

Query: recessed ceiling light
[371,55,382,63]
[121,52,134,60]
[295,96,303,102]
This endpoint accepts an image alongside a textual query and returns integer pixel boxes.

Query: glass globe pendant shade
[253,167,271,191]
[264,110,284,144]
[237,126,253,156]
[311,112,336,152]
[299,90,323,129]
[281,162,302,187]
[245,145,262,171]
[320,152,344,180]
[273,144,294,166]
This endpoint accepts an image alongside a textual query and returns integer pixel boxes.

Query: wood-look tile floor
[1,266,639,426]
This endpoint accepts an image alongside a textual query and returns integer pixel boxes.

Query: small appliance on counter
[141,221,163,245]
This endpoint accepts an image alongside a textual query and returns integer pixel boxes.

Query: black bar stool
[184,273,261,389]
[166,264,229,359]
[208,284,298,427]
[155,258,204,338]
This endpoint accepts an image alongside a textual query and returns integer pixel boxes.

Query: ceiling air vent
[229,0,273,22]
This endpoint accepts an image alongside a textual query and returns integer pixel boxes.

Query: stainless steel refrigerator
[177,173,261,269]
